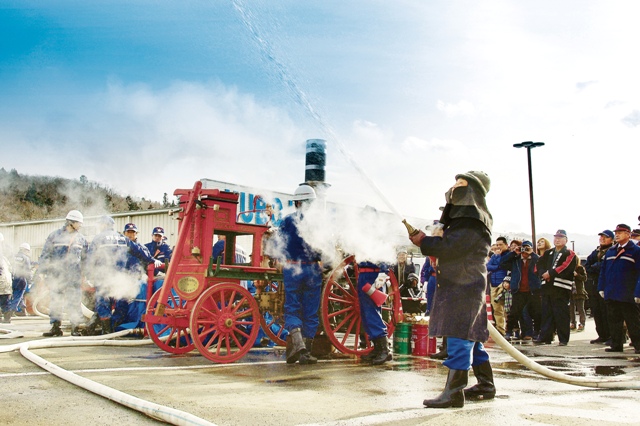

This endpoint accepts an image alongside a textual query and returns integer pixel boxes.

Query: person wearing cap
[409,171,496,408]
[117,222,161,330]
[535,229,578,346]
[277,184,324,365]
[598,224,640,353]
[39,210,88,337]
[631,229,640,245]
[145,227,173,276]
[400,271,425,314]
[486,236,510,336]
[500,240,541,341]
[4,243,32,322]
[585,230,615,344]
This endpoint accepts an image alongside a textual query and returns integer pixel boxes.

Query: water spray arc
[232,2,640,390]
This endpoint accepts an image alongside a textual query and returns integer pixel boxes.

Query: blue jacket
[499,251,541,293]
[278,212,321,262]
[486,251,509,286]
[88,230,154,276]
[598,242,640,303]
[585,244,612,284]
[145,241,173,263]
[12,251,32,280]
[39,226,88,278]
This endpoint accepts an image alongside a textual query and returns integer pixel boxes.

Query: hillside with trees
[0,168,170,223]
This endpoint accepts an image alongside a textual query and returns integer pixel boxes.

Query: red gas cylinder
[411,324,429,356]
[427,336,437,355]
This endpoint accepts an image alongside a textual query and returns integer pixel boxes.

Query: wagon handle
[153,180,203,316]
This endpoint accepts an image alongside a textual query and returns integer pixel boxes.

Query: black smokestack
[304,139,326,184]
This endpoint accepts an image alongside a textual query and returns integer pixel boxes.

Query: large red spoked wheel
[190,283,261,363]
[258,281,287,346]
[145,288,195,354]
[321,255,401,355]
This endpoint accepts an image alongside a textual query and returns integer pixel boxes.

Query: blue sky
[1,0,639,240]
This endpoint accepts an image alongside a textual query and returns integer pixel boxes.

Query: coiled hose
[0,330,216,426]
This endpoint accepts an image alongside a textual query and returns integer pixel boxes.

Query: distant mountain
[0,168,169,223]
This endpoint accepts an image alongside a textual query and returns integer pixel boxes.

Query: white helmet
[292,184,317,201]
[19,242,31,251]
[66,210,84,223]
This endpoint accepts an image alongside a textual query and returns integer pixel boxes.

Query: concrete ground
[1,316,640,426]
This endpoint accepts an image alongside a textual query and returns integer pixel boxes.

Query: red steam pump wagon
[143,180,403,363]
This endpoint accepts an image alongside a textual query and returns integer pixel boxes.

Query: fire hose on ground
[487,320,640,389]
[0,330,216,426]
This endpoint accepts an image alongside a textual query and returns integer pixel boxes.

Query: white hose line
[0,327,24,339]
[3,331,216,426]
[487,322,640,389]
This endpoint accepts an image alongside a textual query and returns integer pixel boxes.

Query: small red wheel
[190,283,261,363]
[321,255,401,355]
[145,288,194,354]
[258,281,287,346]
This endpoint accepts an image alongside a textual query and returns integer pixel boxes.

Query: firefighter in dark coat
[409,171,495,408]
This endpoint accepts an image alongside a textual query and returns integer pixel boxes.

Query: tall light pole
[513,141,545,246]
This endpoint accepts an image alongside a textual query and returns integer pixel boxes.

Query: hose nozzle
[402,219,419,237]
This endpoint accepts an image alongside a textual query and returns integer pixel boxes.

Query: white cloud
[436,99,476,117]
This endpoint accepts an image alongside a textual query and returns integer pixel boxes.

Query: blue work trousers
[283,263,322,339]
[357,264,387,340]
[444,337,490,370]
[9,277,27,312]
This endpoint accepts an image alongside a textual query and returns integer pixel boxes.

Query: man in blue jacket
[278,184,323,365]
[598,224,640,353]
[500,240,541,341]
[145,227,172,276]
[487,236,509,335]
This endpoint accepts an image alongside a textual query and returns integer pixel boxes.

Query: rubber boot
[371,336,392,365]
[423,369,468,408]
[299,338,318,365]
[361,337,378,362]
[43,320,63,337]
[101,319,113,335]
[85,314,99,336]
[464,361,496,400]
[71,325,81,337]
[430,336,448,360]
[2,311,12,324]
[286,328,306,364]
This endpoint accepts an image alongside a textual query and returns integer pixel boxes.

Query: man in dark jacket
[410,170,495,408]
[598,224,640,353]
[585,230,614,344]
[535,229,577,346]
[500,240,541,340]
[392,248,416,288]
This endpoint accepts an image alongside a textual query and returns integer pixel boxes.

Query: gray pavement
[1,316,640,426]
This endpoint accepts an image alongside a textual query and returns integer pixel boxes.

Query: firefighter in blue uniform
[121,222,161,330]
[87,218,160,334]
[40,210,88,337]
[279,184,323,365]
[145,226,172,275]
[357,261,392,365]
[5,243,32,322]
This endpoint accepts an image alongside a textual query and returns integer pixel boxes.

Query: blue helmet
[123,223,138,233]
[152,226,165,236]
